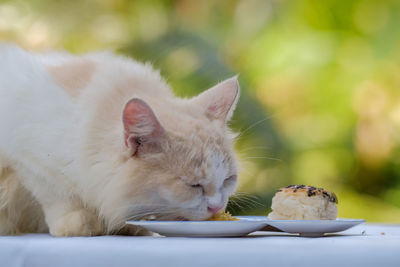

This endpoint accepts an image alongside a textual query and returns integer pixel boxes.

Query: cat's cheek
[179,208,210,221]
[223,179,238,194]
[158,184,194,205]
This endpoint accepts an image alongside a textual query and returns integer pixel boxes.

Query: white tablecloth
[0,224,399,267]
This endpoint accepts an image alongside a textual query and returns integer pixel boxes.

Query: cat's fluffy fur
[0,44,239,236]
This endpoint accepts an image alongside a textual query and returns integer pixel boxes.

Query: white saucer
[265,218,366,236]
[126,216,267,237]
[126,216,365,237]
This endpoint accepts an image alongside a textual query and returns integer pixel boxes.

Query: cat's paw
[49,209,105,237]
[116,224,152,236]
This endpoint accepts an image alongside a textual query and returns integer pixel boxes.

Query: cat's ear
[122,98,165,156]
[191,76,240,122]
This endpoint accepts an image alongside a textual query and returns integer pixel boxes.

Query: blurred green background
[1,0,400,222]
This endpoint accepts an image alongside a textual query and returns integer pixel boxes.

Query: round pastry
[268,185,338,220]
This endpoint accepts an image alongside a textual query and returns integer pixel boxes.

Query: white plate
[266,218,366,236]
[126,216,267,237]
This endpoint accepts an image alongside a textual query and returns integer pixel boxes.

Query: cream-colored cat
[0,44,239,236]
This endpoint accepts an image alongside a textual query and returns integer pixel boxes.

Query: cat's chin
[174,214,210,221]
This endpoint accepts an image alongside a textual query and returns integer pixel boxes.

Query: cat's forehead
[166,130,235,177]
[174,127,229,155]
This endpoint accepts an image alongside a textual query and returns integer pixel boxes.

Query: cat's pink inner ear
[192,76,240,122]
[122,98,165,154]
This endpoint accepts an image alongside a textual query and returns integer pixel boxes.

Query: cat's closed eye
[178,177,202,190]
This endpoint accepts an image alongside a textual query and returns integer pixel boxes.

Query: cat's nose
[207,205,224,214]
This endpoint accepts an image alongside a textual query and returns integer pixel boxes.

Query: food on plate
[208,211,239,221]
[268,185,338,220]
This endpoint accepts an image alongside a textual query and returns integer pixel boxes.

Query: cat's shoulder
[0,44,168,97]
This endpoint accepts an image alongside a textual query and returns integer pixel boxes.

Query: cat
[0,44,240,236]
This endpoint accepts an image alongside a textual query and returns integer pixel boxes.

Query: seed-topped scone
[268,185,338,220]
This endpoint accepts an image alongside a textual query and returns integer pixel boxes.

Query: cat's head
[121,77,239,221]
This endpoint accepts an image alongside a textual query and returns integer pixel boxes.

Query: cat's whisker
[231,197,254,210]
[235,117,271,141]
[241,156,284,163]
[127,205,178,215]
[245,158,284,164]
[227,198,245,212]
[231,192,265,209]
[125,209,178,222]
[238,146,271,153]
[106,204,180,231]
[229,196,249,210]
[234,193,258,201]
